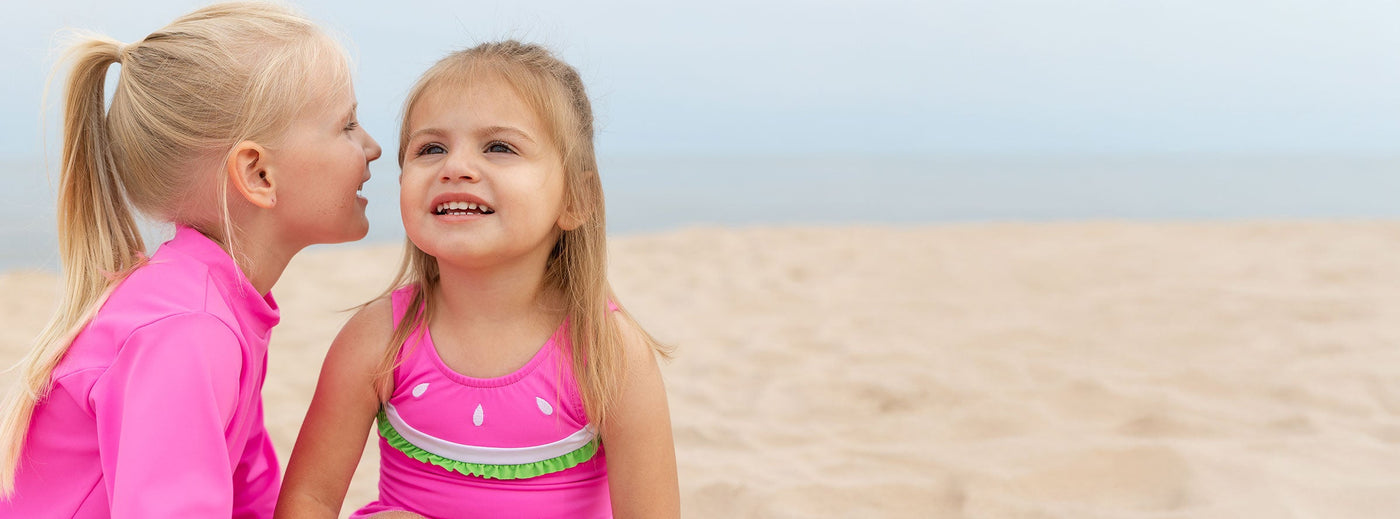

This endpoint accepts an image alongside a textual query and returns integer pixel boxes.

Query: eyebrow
[477,125,536,144]
[406,127,447,143]
[343,103,358,121]
[406,125,538,145]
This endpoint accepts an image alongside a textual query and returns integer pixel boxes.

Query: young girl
[0,3,381,517]
[275,41,680,518]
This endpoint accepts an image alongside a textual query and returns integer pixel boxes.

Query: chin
[325,221,371,244]
[347,223,371,242]
[410,241,492,268]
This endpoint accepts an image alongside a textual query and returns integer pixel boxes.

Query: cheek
[399,190,415,220]
[398,175,426,217]
[546,177,570,218]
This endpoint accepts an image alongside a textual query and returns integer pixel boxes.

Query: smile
[434,201,495,216]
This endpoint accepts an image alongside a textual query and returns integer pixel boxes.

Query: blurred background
[1,0,1397,268]
[4,3,1400,517]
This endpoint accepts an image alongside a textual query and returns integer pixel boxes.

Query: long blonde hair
[375,41,670,430]
[0,2,349,495]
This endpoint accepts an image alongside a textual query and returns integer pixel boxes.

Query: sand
[4,222,1400,518]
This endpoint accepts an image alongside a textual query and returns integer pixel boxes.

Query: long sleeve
[90,313,245,518]
[231,398,280,519]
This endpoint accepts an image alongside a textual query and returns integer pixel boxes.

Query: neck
[239,239,299,296]
[432,252,560,328]
[202,217,302,296]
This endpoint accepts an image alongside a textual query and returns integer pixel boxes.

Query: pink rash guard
[0,225,282,518]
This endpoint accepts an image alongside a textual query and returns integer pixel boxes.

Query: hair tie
[114,43,127,63]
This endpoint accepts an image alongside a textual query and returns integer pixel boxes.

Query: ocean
[0,154,1397,271]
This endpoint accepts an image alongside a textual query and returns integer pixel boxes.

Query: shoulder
[75,311,238,365]
[112,252,216,310]
[610,310,666,371]
[62,305,240,378]
[87,255,234,342]
[324,296,401,378]
[335,296,396,357]
[55,250,231,382]
[121,313,242,364]
[318,296,397,401]
[133,311,238,337]
[87,312,244,403]
[600,308,673,446]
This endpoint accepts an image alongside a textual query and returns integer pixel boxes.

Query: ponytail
[0,35,147,495]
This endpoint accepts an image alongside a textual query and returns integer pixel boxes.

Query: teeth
[435,201,494,214]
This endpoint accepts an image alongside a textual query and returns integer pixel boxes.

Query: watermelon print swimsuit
[351,286,611,518]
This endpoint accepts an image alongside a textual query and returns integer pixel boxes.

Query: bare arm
[603,314,681,518]
[274,299,394,519]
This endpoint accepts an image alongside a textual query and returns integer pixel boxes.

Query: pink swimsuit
[351,286,611,518]
[0,226,281,518]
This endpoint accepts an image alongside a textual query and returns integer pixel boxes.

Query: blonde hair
[376,41,669,430]
[0,2,349,495]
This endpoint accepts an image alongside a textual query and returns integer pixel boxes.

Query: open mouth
[434,201,495,216]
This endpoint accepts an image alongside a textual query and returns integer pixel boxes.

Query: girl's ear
[557,207,586,231]
[226,141,277,209]
[556,175,594,231]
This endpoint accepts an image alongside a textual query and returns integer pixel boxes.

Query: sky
[1,0,1398,161]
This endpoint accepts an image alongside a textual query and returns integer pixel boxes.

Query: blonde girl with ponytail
[0,2,381,517]
[276,41,679,518]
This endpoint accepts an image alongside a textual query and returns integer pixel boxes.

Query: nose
[364,132,383,163]
[440,154,480,183]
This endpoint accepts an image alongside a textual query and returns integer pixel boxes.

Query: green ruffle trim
[376,411,598,480]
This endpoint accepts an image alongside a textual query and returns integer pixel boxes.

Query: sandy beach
[4,221,1400,518]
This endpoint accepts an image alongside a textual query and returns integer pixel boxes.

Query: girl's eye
[485,142,514,154]
[417,143,447,156]
[344,120,359,131]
